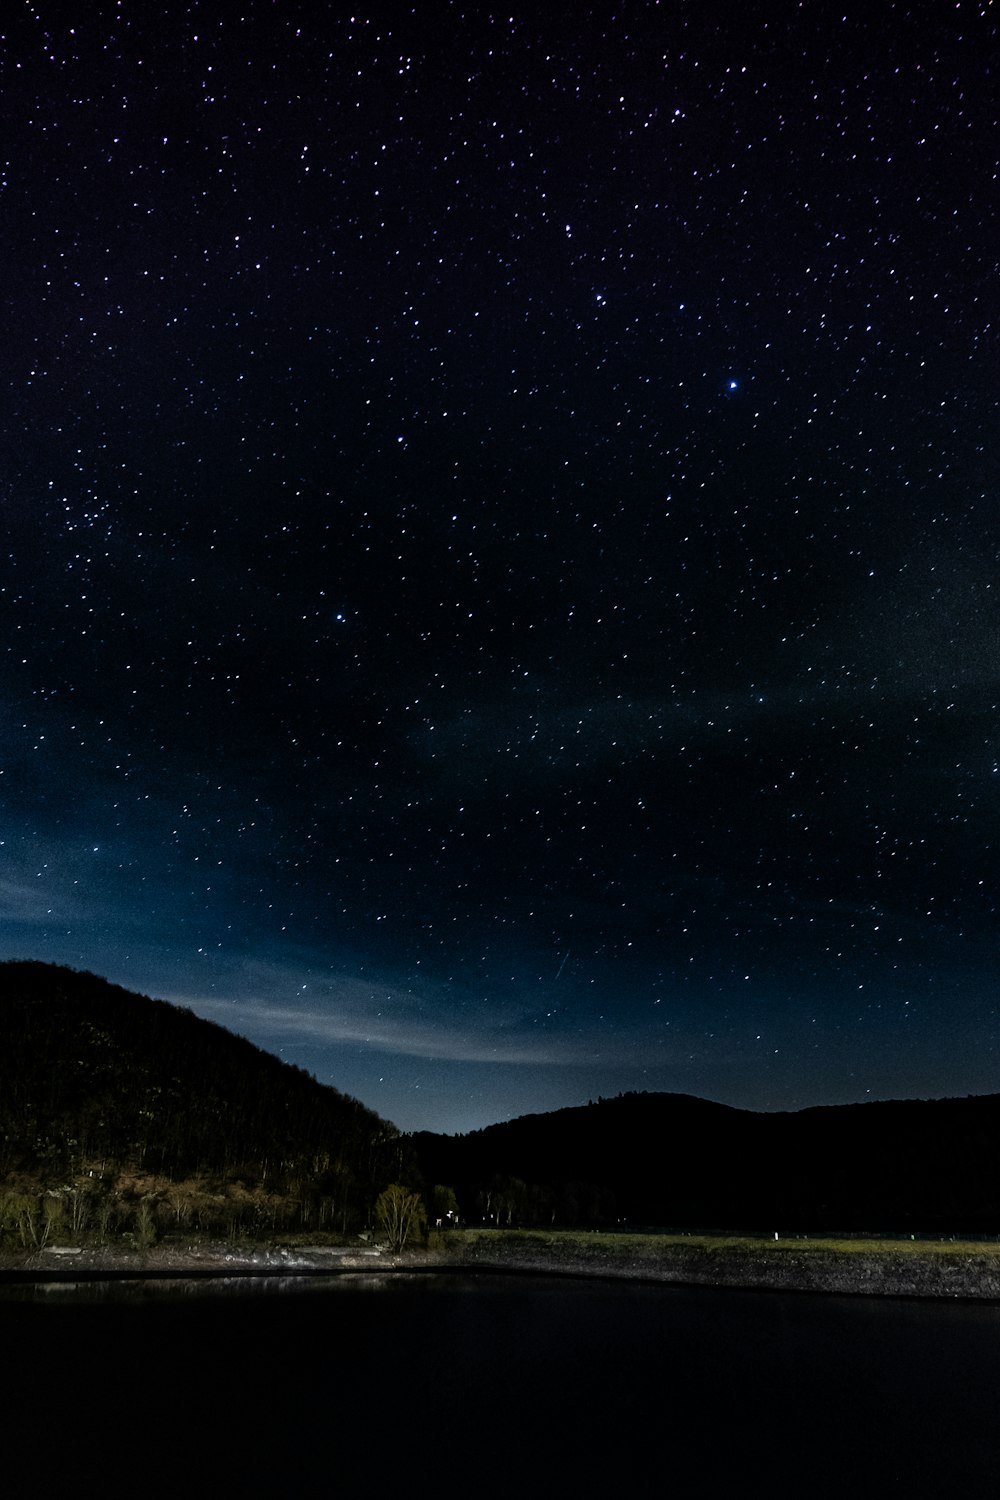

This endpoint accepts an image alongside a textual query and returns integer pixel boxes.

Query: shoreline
[445,1228,1000,1301]
[4,1229,1000,1300]
[0,1240,393,1281]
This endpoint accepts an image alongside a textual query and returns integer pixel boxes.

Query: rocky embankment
[440,1229,1000,1300]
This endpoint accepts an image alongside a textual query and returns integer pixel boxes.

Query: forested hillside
[413,1089,1000,1234]
[0,961,411,1245]
[6,961,998,1248]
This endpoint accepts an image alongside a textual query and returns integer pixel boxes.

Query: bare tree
[67,1185,93,1239]
[374,1183,425,1252]
[95,1195,117,1244]
[3,1193,51,1249]
[133,1200,157,1251]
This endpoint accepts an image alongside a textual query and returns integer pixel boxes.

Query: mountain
[6,960,997,1238]
[412,1089,1000,1233]
[0,960,408,1238]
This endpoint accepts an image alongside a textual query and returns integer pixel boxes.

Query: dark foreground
[3,1270,1000,1494]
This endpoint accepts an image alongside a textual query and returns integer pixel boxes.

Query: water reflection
[0,1269,417,1302]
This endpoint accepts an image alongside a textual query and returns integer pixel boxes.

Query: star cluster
[2,3,998,1131]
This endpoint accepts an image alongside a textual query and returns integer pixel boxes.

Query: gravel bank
[0,1240,396,1281]
[441,1230,1000,1301]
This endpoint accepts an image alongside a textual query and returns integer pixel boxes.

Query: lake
[3,1270,999,1491]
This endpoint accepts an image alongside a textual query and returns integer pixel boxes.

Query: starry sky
[3,2,999,1134]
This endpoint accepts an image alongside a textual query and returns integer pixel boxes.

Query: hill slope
[0,960,406,1237]
[413,1089,1000,1233]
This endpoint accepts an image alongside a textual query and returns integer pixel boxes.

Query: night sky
[3,3,999,1134]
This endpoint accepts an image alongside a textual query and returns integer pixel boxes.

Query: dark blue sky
[2,1,998,1133]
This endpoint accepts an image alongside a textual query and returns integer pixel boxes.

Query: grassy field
[446,1226,1000,1254]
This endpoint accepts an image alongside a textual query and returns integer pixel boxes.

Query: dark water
[4,1272,999,1493]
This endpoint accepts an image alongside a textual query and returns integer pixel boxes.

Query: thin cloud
[180,981,675,1069]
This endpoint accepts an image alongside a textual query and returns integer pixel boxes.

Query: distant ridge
[411,1089,1000,1233]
